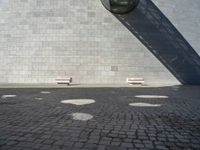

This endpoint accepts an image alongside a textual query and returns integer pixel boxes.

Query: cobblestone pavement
[0,85,200,150]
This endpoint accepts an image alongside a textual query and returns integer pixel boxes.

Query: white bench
[55,77,72,85]
[126,78,144,85]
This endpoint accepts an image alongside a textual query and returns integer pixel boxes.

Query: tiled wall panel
[0,0,180,84]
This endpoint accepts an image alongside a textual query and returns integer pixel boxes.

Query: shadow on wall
[114,0,200,85]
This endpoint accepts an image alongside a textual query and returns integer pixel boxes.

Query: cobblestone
[0,86,200,150]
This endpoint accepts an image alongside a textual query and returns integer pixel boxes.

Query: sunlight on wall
[129,103,161,107]
[61,99,95,105]
[70,113,93,121]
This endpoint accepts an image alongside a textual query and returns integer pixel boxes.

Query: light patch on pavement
[70,113,93,121]
[40,91,51,94]
[35,97,43,100]
[1,95,16,99]
[111,91,116,94]
[129,103,161,107]
[135,95,168,99]
[61,99,95,105]
[172,86,180,91]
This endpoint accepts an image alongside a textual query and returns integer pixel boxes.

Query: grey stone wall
[153,0,200,56]
[0,0,183,84]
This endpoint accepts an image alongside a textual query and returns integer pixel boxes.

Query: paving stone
[0,87,200,150]
[135,143,145,148]
[110,141,120,146]
[121,142,133,148]
[74,142,84,148]
[97,145,106,150]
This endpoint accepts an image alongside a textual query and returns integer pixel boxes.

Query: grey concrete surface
[0,0,199,84]
[0,86,200,150]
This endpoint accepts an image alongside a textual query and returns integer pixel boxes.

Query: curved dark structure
[101,0,139,14]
